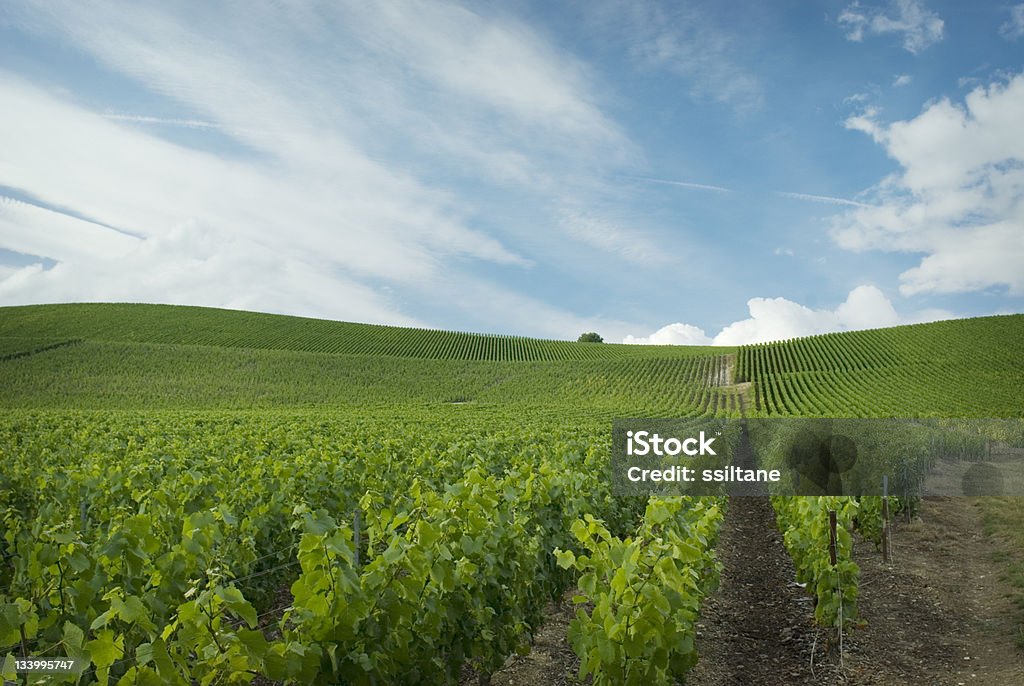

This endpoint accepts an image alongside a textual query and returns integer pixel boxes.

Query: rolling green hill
[0,303,1022,417]
[2,303,1023,684]
[738,315,1024,417]
[0,303,720,362]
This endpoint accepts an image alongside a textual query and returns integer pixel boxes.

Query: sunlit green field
[1,304,1022,683]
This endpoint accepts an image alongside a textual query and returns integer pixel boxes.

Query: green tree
[577,332,603,343]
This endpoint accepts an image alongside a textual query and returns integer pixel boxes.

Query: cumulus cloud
[838,0,944,54]
[624,323,713,346]
[893,74,913,87]
[1001,5,1024,40]
[713,285,901,345]
[623,285,950,346]
[834,73,1024,296]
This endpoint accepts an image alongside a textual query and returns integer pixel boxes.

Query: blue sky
[0,0,1022,344]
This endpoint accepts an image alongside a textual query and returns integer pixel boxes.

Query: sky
[0,0,1022,345]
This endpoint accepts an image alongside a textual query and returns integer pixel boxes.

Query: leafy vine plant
[555,495,725,686]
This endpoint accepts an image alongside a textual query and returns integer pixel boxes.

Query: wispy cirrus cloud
[0,0,657,335]
[99,112,282,142]
[0,73,523,281]
[838,0,944,54]
[558,208,672,266]
[632,176,733,193]
[776,191,873,208]
[583,0,763,112]
[101,114,225,130]
[1001,4,1024,40]
[0,195,139,262]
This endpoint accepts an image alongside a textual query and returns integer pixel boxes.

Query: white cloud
[0,196,140,262]
[1001,5,1024,40]
[774,247,794,256]
[712,286,900,345]
[893,74,913,87]
[0,221,422,326]
[101,114,228,130]
[0,75,522,283]
[835,73,1024,296]
[844,105,882,133]
[365,3,618,142]
[0,1,652,332]
[832,284,901,330]
[839,0,944,54]
[897,224,1024,295]
[0,264,20,282]
[624,323,712,346]
[623,285,952,346]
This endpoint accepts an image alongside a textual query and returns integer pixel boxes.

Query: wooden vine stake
[882,475,891,564]
[828,509,844,667]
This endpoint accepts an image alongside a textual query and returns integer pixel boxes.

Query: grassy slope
[0,303,724,361]
[0,304,1021,417]
[738,315,1024,417]
[0,340,737,417]
[0,304,737,417]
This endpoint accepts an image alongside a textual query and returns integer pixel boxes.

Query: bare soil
[688,495,832,685]
[490,495,1024,686]
[840,496,1024,685]
[480,591,582,686]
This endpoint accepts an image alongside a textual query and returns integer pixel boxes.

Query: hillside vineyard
[1,304,1022,684]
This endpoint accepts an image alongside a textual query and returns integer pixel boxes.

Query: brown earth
[489,495,1024,686]
[840,496,1024,685]
[479,591,582,686]
[686,495,833,685]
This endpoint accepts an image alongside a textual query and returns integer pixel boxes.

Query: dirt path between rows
[687,494,829,685]
[489,427,1024,686]
[490,496,1024,686]
[486,590,580,686]
[690,494,1024,685]
[840,496,1024,685]
[687,422,826,683]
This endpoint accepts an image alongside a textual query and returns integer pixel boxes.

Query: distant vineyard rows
[0,304,725,362]
[737,315,1024,417]
[0,337,743,417]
